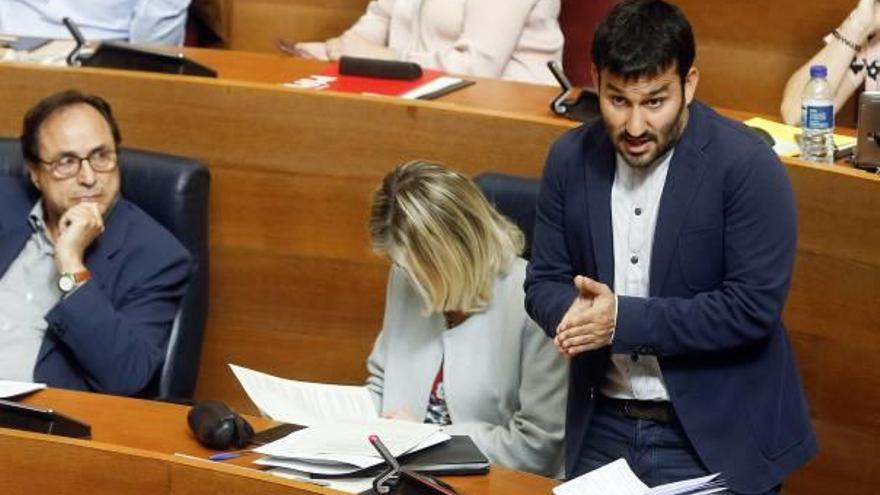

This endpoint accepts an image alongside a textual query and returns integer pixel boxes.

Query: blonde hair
[369,161,524,314]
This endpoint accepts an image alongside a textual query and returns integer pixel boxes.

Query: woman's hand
[281,40,330,60]
[382,408,418,422]
[326,32,396,61]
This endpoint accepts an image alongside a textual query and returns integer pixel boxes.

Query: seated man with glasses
[0,89,192,396]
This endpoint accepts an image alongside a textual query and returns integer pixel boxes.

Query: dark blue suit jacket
[525,102,816,493]
[0,177,191,396]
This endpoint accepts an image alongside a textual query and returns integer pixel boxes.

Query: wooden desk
[196,1,860,124]
[3,388,556,495]
[0,49,877,494]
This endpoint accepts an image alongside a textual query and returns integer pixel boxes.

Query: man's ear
[684,66,699,105]
[590,64,599,89]
[25,163,41,191]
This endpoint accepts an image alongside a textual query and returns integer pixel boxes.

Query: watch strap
[71,270,92,284]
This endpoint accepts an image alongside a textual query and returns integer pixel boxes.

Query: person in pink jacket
[291,0,564,85]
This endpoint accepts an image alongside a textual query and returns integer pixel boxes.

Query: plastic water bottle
[800,65,834,163]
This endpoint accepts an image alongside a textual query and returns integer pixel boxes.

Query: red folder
[284,62,474,100]
[321,63,447,97]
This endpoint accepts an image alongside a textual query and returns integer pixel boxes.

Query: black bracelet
[832,29,862,52]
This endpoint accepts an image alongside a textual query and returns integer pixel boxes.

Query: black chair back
[474,172,540,260]
[0,138,210,400]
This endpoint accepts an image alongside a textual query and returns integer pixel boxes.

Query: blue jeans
[573,399,781,495]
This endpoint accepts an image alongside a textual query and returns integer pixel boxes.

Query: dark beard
[618,99,688,169]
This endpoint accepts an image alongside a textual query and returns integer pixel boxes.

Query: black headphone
[187,400,255,450]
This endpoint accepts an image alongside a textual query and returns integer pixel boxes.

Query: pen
[208,450,252,461]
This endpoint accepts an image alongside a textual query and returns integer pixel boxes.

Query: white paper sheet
[1,40,77,65]
[257,455,378,475]
[0,380,45,399]
[554,458,647,495]
[254,430,450,475]
[268,467,375,494]
[254,418,441,459]
[553,458,724,495]
[230,364,378,426]
[401,76,464,99]
[648,473,725,495]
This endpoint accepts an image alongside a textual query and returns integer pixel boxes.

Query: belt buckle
[622,400,670,423]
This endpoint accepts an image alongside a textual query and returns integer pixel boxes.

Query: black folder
[399,435,490,475]
[313,435,490,479]
[0,399,91,439]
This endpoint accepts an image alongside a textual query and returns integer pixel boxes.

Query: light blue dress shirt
[0,0,191,46]
[0,202,61,382]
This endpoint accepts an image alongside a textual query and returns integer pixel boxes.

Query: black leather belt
[597,395,676,423]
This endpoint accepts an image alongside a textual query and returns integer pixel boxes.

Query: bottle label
[801,102,834,130]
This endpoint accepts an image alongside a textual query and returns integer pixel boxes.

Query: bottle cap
[810,65,828,78]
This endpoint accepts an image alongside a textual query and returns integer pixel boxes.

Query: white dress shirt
[600,150,674,401]
[0,0,191,45]
[0,202,61,382]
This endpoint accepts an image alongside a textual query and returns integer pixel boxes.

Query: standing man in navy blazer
[524,1,816,493]
[0,90,191,396]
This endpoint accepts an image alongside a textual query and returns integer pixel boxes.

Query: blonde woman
[366,161,566,478]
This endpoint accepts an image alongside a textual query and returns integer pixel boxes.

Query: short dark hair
[591,0,695,83]
[20,89,122,164]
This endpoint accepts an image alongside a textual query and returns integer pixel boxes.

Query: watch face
[58,274,75,293]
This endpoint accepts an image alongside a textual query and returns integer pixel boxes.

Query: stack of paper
[254,418,449,476]
[230,364,451,476]
[0,40,76,66]
[554,459,725,495]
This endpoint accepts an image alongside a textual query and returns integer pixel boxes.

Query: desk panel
[4,388,557,495]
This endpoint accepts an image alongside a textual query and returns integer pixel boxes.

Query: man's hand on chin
[555,275,617,357]
[54,202,105,273]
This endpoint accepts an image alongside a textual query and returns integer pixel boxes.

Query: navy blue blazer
[0,177,191,396]
[525,102,816,493]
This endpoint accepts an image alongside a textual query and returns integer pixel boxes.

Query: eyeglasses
[39,149,118,179]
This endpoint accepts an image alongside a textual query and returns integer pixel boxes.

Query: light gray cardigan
[366,258,567,477]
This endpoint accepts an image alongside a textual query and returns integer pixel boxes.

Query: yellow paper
[743,117,856,158]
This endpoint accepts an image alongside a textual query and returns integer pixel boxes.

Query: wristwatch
[58,270,92,294]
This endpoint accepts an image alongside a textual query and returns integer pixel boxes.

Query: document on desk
[254,418,449,475]
[553,458,725,495]
[0,380,45,399]
[230,364,378,426]
[0,40,75,66]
